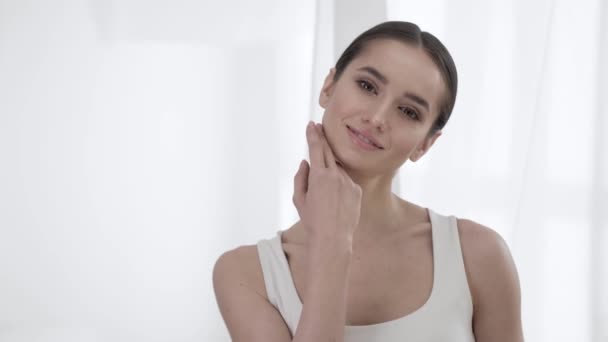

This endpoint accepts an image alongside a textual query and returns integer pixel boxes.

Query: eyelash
[356,80,421,121]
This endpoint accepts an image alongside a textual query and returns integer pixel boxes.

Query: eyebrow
[356,66,430,112]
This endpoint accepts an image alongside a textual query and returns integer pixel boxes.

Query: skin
[288,38,524,339]
[215,37,524,341]
[317,38,445,241]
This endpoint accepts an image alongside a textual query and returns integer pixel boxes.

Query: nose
[362,101,391,132]
[370,115,385,131]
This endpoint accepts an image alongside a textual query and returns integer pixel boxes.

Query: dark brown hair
[333,21,458,136]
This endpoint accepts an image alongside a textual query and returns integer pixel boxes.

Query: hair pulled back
[333,21,458,135]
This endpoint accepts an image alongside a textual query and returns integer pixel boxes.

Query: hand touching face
[292,122,363,244]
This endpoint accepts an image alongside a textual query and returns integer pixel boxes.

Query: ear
[410,130,442,162]
[319,67,337,109]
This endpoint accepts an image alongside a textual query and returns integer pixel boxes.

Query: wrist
[308,234,353,258]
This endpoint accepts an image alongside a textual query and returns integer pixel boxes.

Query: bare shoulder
[456,218,524,341]
[456,218,512,262]
[213,244,268,300]
[213,244,293,341]
[456,218,517,303]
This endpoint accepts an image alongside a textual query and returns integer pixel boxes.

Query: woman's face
[319,38,446,175]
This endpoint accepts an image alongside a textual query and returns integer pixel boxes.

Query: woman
[213,21,524,341]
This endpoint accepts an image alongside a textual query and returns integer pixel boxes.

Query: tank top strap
[428,209,474,315]
[256,231,301,337]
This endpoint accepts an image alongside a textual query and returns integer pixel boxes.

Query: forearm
[292,239,352,342]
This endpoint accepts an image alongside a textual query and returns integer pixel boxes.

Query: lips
[346,125,384,149]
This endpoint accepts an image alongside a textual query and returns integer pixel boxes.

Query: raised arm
[214,122,361,341]
[213,238,353,342]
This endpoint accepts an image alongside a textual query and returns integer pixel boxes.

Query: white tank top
[256,208,475,341]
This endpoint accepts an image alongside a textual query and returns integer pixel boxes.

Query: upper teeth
[355,131,377,147]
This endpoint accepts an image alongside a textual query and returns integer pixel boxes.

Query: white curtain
[0,0,605,341]
[385,0,607,341]
[0,1,316,341]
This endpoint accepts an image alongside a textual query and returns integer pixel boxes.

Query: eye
[357,80,377,95]
[399,106,420,121]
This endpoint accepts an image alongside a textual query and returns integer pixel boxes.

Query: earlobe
[412,130,442,162]
[319,68,337,108]
[319,91,329,108]
[424,130,442,151]
[410,150,424,162]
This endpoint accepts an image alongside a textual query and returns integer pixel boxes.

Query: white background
[0,0,606,341]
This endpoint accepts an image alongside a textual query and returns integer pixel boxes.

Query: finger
[315,126,354,183]
[315,124,354,181]
[306,121,326,169]
[315,123,336,169]
[334,161,352,181]
[293,159,309,208]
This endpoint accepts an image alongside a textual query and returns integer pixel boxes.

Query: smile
[347,126,383,150]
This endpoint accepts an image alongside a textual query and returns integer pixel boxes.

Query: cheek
[391,135,422,156]
[324,99,352,119]
[325,88,366,118]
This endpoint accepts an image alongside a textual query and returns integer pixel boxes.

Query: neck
[289,168,426,247]
[344,167,403,238]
